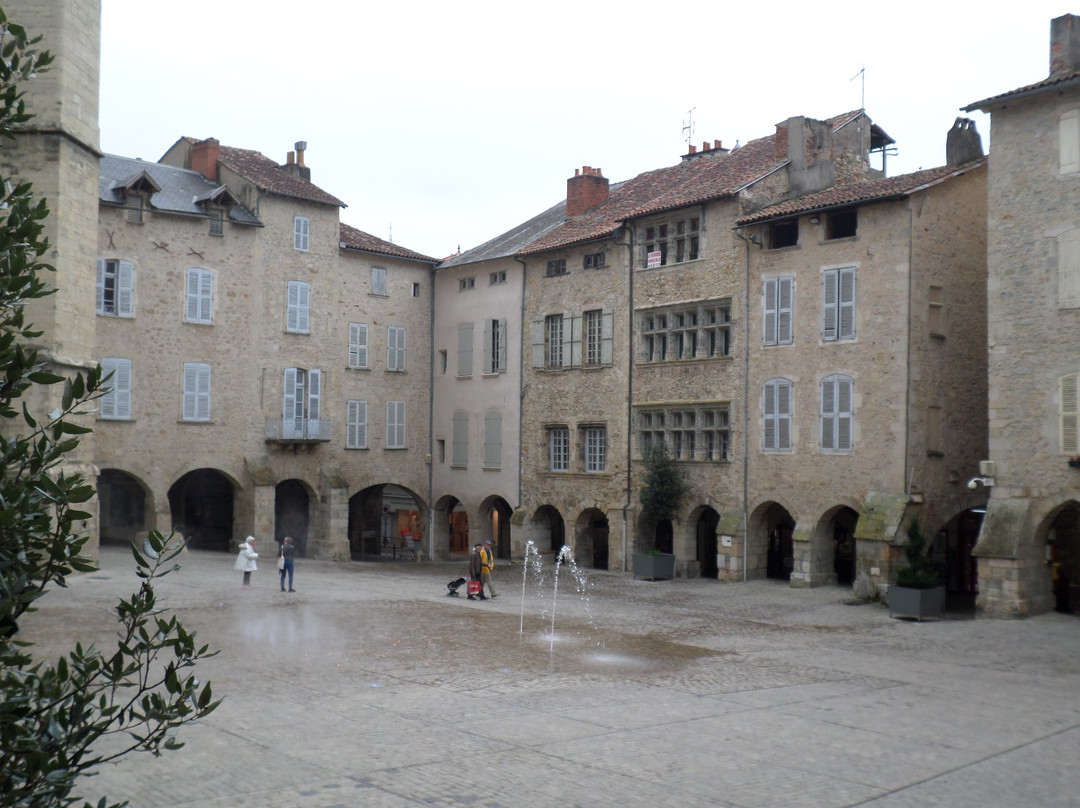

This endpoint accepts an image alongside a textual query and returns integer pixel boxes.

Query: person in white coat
[234,536,258,588]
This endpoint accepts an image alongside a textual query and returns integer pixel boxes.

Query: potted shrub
[888,517,945,620]
[633,444,686,580]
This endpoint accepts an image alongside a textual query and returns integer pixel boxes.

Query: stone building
[964,14,1080,616]
[94,139,436,560]
[3,0,103,552]
[733,151,988,600]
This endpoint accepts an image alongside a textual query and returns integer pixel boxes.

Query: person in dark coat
[468,543,485,600]
[279,536,296,592]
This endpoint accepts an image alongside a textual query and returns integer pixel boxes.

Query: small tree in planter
[634,444,687,578]
[889,517,945,620]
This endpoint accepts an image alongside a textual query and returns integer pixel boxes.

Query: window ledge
[345,446,369,451]
[346,365,370,371]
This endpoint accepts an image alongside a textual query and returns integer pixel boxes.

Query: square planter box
[633,553,675,581]
[888,585,945,621]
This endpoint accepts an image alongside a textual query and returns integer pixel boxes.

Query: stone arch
[687,504,720,579]
[1036,499,1080,614]
[748,500,796,582]
[275,478,315,557]
[532,504,566,556]
[573,507,610,570]
[97,468,154,547]
[168,468,241,552]
[349,484,427,560]
[479,494,514,560]
[931,508,983,612]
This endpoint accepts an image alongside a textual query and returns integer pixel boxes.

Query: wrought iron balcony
[265,417,332,443]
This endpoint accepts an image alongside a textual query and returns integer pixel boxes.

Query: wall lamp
[967,476,995,490]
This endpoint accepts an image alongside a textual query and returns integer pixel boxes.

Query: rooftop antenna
[850,66,865,110]
[682,107,696,147]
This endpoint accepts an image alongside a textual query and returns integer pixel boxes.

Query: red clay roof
[735,158,987,225]
[339,222,436,263]
[518,111,872,256]
[216,144,347,208]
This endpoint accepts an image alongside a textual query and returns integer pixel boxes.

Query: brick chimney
[681,139,729,163]
[190,138,220,181]
[566,166,608,218]
[1051,14,1080,75]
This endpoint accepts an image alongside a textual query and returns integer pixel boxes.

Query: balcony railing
[265,417,332,443]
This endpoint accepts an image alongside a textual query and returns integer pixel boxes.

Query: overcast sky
[98,1,1072,260]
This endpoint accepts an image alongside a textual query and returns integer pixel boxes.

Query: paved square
[21,547,1080,807]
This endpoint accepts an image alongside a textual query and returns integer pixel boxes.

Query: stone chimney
[946,117,983,167]
[281,140,311,181]
[190,137,220,181]
[566,166,608,218]
[1051,14,1080,75]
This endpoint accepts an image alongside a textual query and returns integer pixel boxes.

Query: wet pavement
[20,546,1080,807]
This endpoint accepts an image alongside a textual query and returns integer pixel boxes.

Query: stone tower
[1,0,102,555]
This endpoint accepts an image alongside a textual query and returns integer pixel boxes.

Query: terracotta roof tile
[339,222,436,263]
[216,144,347,208]
[735,158,987,225]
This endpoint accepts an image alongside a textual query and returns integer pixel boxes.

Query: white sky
[98,1,1073,260]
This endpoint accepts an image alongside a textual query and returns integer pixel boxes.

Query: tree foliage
[638,442,688,531]
[0,10,219,807]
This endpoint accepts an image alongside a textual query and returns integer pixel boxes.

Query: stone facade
[965,14,1080,616]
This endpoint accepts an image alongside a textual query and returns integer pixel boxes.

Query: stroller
[446,577,467,597]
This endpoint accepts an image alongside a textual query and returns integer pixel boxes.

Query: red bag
[467,580,481,596]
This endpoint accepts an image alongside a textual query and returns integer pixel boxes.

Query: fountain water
[518,540,598,652]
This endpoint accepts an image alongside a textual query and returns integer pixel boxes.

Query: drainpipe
[427,262,436,562]
[734,227,754,582]
[903,205,914,503]
[615,225,634,572]
[514,255,528,555]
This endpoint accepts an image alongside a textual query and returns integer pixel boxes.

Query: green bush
[894,517,941,589]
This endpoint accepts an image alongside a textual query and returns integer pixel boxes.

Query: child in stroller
[446,577,467,597]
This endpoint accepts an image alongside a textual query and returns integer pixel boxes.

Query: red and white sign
[647,250,662,268]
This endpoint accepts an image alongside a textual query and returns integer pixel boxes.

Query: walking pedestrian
[481,540,497,599]
[279,536,296,592]
[468,543,485,600]
[234,536,258,588]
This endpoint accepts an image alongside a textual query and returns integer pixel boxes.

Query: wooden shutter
[777,277,793,344]
[349,323,368,368]
[764,380,776,449]
[1062,110,1080,174]
[307,369,321,421]
[601,308,614,365]
[457,322,473,376]
[452,411,469,466]
[823,271,838,341]
[96,259,106,313]
[1060,230,1080,309]
[482,320,493,373]
[821,377,836,449]
[184,363,210,421]
[118,260,134,316]
[532,319,546,368]
[347,400,367,448]
[496,319,507,371]
[484,412,502,468]
[764,279,777,344]
[836,376,852,450]
[388,327,405,371]
[777,379,791,449]
[569,312,582,367]
[1063,374,1080,454]
[387,401,406,448]
[838,268,855,339]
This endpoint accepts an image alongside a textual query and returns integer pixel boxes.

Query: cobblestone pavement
[20,547,1080,807]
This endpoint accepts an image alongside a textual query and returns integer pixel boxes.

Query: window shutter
[283,368,298,421]
[823,271,838,341]
[457,322,473,376]
[452,411,469,466]
[532,319,546,368]
[569,312,583,367]
[186,269,201,321]
[114,358,132,419]
[388,327,405,371]
[198,268,212,322]
[484,412,502,468]
[839,268,855,339]
[96,259,106,314]
[763,380,776,449]
[349,323,368,367]
[294,216,309,251]
[387,401,406,447]
[1060,229,1080,309]
[778,277,793,344]
[764,279,777,344]
[497,319,507,371]
[1062,110,1080,174]
[1063,374,1080,453]
[347,400,367,448]
[118,260,134,316]
[777,380,791,449]
[482,320,493,373]
[287,282,299,331]
[837,376,852,450]
[308,369,321,420]
[183,363,211,421]
[821,377,836,449]
[601,308,614,365]
[297,283,310,333]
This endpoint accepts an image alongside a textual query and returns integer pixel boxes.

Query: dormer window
[767,219,798,249]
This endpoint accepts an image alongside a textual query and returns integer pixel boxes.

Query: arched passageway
[534,505,565,555]
[275,479,310,556]
[832,507,859,586]
[1047,503,1080,614]
[97,469,150,547]
[696,507,720,579]
[576,509,610,570]
[485,497,513,560]
[761,503,795,582]
[168,469,234,551]
[349,484,423,559]
[932,508,983,612]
